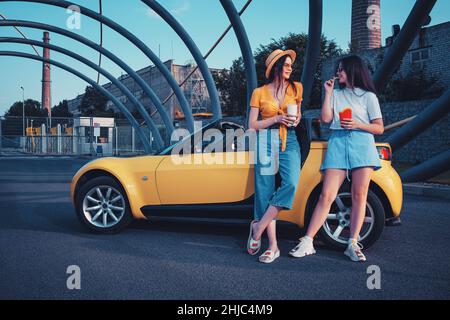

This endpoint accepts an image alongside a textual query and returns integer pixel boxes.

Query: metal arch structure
[0,51,152,152]
[0,13,40,55]
[0,37,165,149]
[0,0,447,183]
[142,0,222,123]
[0,19,175,139]
[301,0,323,107]
[1,0,322,150]
[0,0,196,133]
[400,150,450,182]
[219,0,257,130]
[387,89,450,151]
[219,0,447,183]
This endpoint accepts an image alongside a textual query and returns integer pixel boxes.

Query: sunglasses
[337,67,345,73]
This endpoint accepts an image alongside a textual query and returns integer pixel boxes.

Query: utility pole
[20,86,25,136]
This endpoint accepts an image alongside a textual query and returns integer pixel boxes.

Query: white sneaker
[344,241,366,262]
[289,237,316,258]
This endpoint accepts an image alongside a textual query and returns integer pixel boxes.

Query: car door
[155,124,254,205]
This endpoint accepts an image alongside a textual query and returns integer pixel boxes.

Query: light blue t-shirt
[329,87,382,130]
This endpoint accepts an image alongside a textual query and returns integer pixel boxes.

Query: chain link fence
[0,116,166,156]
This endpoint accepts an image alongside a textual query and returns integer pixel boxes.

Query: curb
[0,152,121,159]
[403,183,450,201]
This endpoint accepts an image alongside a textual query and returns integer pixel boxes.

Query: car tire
[305,183,385,250]
[75,176,133,234]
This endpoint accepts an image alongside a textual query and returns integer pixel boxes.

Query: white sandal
[247,220,261,255]
[259,249,280,263]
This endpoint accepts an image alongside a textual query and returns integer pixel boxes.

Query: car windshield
[156,117,326,155]
[156,120,221,155]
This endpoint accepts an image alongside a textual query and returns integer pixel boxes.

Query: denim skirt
[320,129,381,173]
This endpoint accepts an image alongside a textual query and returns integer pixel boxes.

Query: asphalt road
[0,157,449,300]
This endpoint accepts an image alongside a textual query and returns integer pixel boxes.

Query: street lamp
[20,86,25,136]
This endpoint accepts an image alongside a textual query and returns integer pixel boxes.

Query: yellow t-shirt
[250,82,303,151]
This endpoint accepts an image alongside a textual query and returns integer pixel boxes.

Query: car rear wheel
[75,176,132,233]
[306,184,385,250]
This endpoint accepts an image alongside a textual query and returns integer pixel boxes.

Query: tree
[4,99,47,117]
[51,100,73,118]
[212,59,246,116]
[2,99,47,136]
[79,86,114,117]
[213,33,343,115]
[347,39,361,55]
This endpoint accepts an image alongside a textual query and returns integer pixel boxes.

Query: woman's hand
[292,112,302,127]
[275,115,295,127]
[340,118,360,130]
[324,77,336,95]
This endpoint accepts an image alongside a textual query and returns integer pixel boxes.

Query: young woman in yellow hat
[246,49,303,263]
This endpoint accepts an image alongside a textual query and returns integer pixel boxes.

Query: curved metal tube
[387,89,450,151]
[301,0,323,107]
[0,19,175,140]
[400,150,450,183]
[0,0,195,132]
[373,0,437,92]
[142,0,222,122]
[0,37,164,149]
[219,0,257,129]
[0,51,152,153]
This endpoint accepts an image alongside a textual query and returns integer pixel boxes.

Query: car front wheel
[75,176,132,233]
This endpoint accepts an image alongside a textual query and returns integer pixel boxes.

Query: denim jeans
[253,128,301,221]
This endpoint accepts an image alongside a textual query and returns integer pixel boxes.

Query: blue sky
[0,0,449,115]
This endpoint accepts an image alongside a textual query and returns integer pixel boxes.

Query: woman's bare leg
[349,167,373,240]
[252,205,282,243]
[306,169,347,238]
[265,220,278,252]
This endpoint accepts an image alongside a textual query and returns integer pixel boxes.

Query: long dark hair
[337,55,377,95]
[267,54,297,98]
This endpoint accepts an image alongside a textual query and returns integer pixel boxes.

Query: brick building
[68,60,222,123]
[322,22,450,89]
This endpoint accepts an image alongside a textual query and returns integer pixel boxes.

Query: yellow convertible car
[71,118,403,250]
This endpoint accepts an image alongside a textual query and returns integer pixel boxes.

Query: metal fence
[0,116,166,156]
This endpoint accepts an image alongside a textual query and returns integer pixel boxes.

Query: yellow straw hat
[265,49,296,79]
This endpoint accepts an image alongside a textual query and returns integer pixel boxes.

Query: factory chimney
[351,0,381,51]
[42,31,51,117]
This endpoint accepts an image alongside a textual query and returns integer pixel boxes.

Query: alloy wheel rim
[323,192,375,244]
[82,185,125,228]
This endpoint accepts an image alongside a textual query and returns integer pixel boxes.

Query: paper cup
[286,104,297,127]
[339,108,352,122]
[287,104,297,117]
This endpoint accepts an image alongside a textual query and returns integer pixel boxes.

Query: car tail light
[377,146,392,161]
